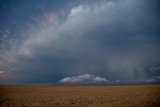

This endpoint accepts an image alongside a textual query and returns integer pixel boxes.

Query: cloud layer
[0,0,160,84]
[59,74,108,84]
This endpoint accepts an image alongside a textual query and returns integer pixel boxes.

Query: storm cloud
[0,0,160,84]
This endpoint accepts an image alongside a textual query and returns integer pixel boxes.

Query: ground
[0,85,160,107]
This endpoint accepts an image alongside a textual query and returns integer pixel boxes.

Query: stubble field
[0,85,160,107]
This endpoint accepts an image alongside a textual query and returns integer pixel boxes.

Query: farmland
[0,85,160,107]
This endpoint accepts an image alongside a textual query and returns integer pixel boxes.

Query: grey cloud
[0,0,160,83]
[155,76,160,79]
[150,66,160,72]
[139,78,158,83]
[12,1,159,57]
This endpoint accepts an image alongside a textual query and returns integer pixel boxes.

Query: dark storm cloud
[0,0,160,84]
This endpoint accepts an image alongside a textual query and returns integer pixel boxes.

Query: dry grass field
[0,85,160,107]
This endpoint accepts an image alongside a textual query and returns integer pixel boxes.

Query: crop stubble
[0,85,160,107]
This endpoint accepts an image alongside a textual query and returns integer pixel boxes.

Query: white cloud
[0,71,3,74]
[12,0,125,58]
[59,74,108,84]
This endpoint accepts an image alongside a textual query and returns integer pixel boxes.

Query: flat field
[0,85,160,107]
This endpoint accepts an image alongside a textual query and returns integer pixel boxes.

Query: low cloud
[0,71,3,74]
[59,74,108,84]
[150,66,160,72]
[139,78,158,83]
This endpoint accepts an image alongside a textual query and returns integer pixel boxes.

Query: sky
[0,0,160,85]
